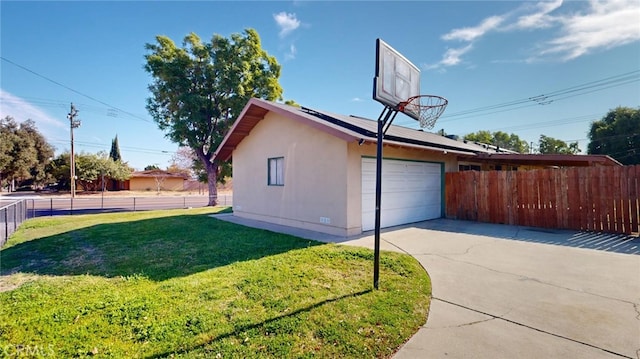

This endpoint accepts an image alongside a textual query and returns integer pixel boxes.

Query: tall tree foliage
[50,152,131,191]
[464,130,529,153]
[110,135,122,162]
[144,29,282,205]
[588,107,639,165]
[538,135,580,154]
[0,116,54,190]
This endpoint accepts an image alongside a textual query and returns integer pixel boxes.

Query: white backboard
[373,39,421,121]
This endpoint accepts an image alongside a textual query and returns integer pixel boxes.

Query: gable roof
[213,98,621,168]
[214,98,502,161]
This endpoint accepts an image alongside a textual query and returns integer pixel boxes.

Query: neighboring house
[214,98,619,237]
[125,170,188,191]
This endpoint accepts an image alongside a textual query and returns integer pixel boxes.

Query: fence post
[50,198,53,217]
[4,206,8,242]
[133,197,136,212]
[11,201,16,234]
[70,198,73,215]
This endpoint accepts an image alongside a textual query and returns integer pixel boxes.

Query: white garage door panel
[362,158,442,231]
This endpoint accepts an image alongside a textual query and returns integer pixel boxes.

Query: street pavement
[0,192,221,216]
[214,214,640,359]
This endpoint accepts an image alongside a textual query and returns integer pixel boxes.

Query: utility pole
[68,103,80,198]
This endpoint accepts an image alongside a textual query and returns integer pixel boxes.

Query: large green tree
[588,107,640,165]
[538,135,580,154]
[0,116,54,190]
[144,29,282,205]
[464,130,529,153]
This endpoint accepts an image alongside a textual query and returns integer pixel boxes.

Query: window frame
[267,157,284,186]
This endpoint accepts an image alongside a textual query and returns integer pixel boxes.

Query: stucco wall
[232,112,350,236]
[129,177,185,191]
[233,110,463,236]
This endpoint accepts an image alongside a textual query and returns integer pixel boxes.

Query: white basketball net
[399,95,448,129]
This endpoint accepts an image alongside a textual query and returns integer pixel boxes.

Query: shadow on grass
[146,288,372,359]
[1,214,321,281]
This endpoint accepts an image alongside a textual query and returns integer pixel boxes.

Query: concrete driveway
[215,215,640,358]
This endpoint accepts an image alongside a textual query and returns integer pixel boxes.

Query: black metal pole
[374,107,396,290]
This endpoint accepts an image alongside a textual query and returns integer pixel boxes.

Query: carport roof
[469,153,622,167]
[214,98,500,161]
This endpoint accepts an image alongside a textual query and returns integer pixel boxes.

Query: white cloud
[514,0,563,29]
[441,45,474,66]
[284,44,297,61]
[536,0,640,61]
[351,97,363,102]
[442,15,505,42]
[0,89,66,134]
[273,12,300,38]
[429,0,640,69]
[424,44,473,70]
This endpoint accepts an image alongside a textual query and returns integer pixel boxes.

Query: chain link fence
[0,194,232,247]
[1,199,28,248]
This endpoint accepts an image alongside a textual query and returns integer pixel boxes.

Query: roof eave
[213,98,361,162]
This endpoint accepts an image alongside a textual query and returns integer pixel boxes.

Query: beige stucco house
[213,98,507,237]
[126,170,188,191]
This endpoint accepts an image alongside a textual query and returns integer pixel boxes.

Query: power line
[0,56,152,123]
[437,70,640,122]
[49,138,175,155]
[543,132,639,148]
[0,95,151,123]
[487,113,600,132]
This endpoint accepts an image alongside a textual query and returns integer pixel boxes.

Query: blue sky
[1,0,639,170]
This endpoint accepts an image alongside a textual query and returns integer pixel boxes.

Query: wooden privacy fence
[445,165,640,235]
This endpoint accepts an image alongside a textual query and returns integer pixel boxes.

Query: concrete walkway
[213,214,640,359]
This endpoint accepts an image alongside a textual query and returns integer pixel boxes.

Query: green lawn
[0,208,431,358]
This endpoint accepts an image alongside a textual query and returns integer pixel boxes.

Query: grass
[0,208,431,358]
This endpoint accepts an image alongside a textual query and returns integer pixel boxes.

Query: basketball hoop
[398,95,448,130]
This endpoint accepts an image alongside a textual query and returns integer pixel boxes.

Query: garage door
[362,158,442,231]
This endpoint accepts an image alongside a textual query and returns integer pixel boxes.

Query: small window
[459,164,481,171]
[268,157,284,186]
